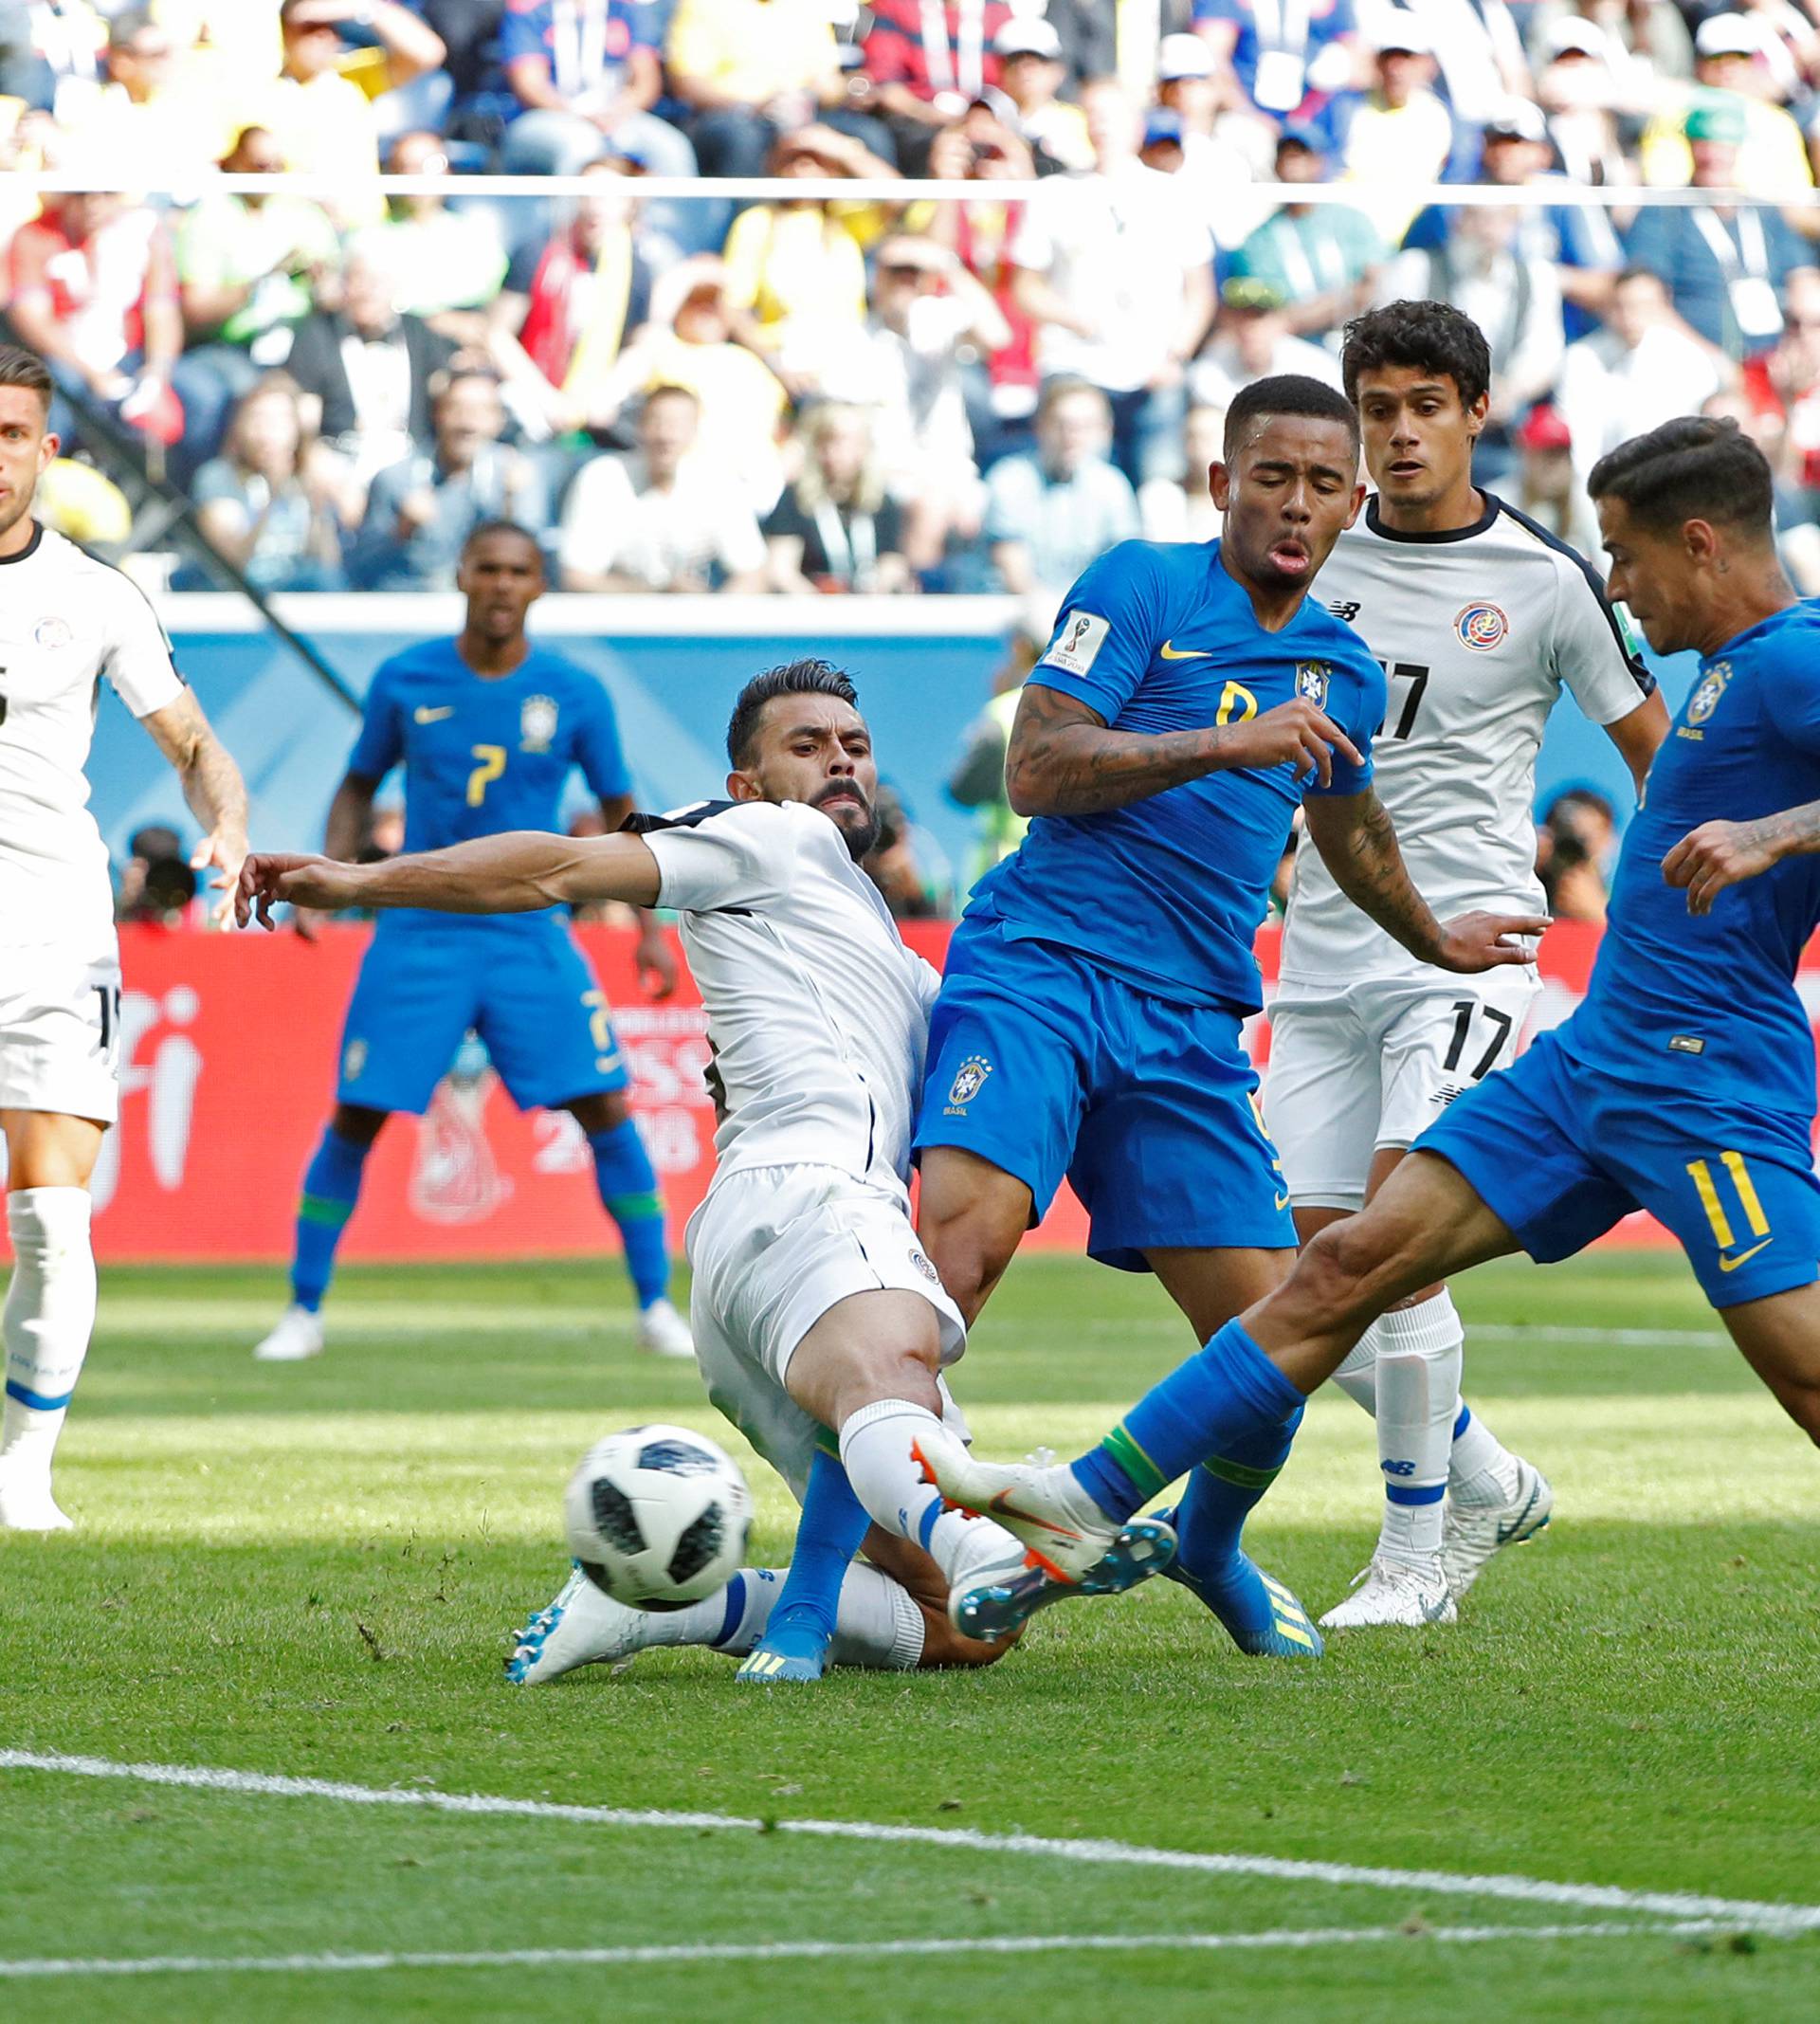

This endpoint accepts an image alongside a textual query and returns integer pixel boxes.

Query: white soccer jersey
[1279,493,1653,990]
[639,798,939,1200]
[0,525,187,949]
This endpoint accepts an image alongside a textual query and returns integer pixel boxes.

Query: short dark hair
[1341,300,1492,411]
[726,659,861,767]
[0,342,54,411]
[1588,415,1774,538]
[1222,374,1359,460]
[461,519,542,562]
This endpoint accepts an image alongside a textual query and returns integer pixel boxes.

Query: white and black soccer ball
[564,1424,753,1611]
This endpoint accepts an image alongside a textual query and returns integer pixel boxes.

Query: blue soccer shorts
[335,916,630,1116]
[915,917,1294,1271]
[1415,1028,1820,1308]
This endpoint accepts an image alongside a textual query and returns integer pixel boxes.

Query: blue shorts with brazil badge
[1414,1027,1820,1308]
[336,913,630,1116]
[914,915,1295,1270]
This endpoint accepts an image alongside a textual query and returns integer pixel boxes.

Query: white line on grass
[0,1923,1735,1980]
[7,1751,1819,1935]
[1468,1325,1726,1348]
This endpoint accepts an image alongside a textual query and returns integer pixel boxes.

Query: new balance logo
[1328,600,1362,623]
[1381,1459,1417,1477]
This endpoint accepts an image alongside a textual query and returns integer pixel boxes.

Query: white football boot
[506,1564,653,1684]
[253,1305,325,1363]
[1319,1552,1457,1630]
[635,1298,695,1361]
[0,1465,73,1531]
[1442,1458,1554,1603]
[909,1423,1146,1582]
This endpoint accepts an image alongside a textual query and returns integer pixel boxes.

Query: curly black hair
[1340,301,1492,410]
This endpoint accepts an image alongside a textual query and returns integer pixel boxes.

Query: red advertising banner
[12,919,1809,1264]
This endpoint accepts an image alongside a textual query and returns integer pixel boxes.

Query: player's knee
[331,1103,388,1147]
[919,1201,1015,1326]
[1298,1215,1408,1320]
[917,1613,1021,1668]
[564,1091,628,1135]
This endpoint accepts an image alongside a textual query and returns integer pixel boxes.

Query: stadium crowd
[9,0,1820,600]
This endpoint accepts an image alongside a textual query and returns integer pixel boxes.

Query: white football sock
[838,1397,1014,1583]
[1331,1324,1380,1413]
[1449,1403,1523,1505]
[1372,1291,1463,1567]
[1,1188,96,1487]
[828,1563,926,1670]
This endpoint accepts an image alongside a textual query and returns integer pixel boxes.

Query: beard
[813,782,882,861]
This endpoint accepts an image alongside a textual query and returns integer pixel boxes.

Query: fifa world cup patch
[944,1054,992,1112]
[1295,662,1332,706]
[1039,609,1109,678]
[519,694,559,752]
[342,1039,369,1083]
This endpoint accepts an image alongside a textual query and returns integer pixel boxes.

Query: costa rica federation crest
[1687,662,1731,725]
[1294,662,1331,707]
[1455,602,1508,651]
[519,694,558,752]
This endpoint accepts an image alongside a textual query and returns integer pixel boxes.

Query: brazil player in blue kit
[919,414,1820,1602]
[253,522,691,1364]
[912,377,1545,1652]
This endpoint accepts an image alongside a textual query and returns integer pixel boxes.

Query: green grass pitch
[3,1249,1819,2020]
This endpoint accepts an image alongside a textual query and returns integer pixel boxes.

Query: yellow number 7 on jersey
[466,744,507,807]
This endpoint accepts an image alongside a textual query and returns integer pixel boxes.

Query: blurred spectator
[1140,398,1227,543]
[989,16,1091,171]
[1010,78,1214,487]
[603,255,790,505]
[821,232,1008,571]
[1038,0,1119,85]
[490,155,655,441]
[946,603,1043,888]
[1744,267,1820,518]
[1624,96,1817,358]
[1538,785,1615,921]
[1154,32,1271,246]
[352,367,553,588]
[1382,205,1565,477]
[1640,11,1814,189]
[763,403,913,594]
[50,7,228,187]
[861,0,1014,163]
[1333,19,1462,244]
[500,0,696,183]
[7,190,182,450]
[1368,0,1532,125]
[1510,401,1589,545]
[1531,14,1640,184]
[116,823,198,925]
[0,0,105,116]
[664,0,856,180]
[254,0,446,223]
[1191,0,1360,120]
[1526,1,1692,109]
[172,125,339,469]
[721,124,887,401]
[981,378,1140,597]
[1230,124,1383,340]
[187,373,346,593]
[863,780,950,919]
[1558,266,1728,498]
[284,232,458,520]
[376,130,509,339]
[1191,279,1342,409]
[558,381,766,592]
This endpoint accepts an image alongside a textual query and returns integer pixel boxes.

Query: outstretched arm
[1005,682,1364,818]
[140,691,249,929]
[1302,789,1549,974]
[1663,798,1820,915]
[237,831,662,929]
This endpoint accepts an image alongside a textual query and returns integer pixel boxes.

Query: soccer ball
[564,1424,753,1611]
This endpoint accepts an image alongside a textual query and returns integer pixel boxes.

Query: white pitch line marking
[6,1751,1818,1935]
[0,1923,1734,1980]
[1468,1325,1726,1348]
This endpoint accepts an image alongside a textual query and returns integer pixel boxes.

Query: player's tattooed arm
[1005,682,1365,816]
[1303,790,1550,974]
[140,689,250,929]
[236,831,664,929]
[1663,798,1820,915]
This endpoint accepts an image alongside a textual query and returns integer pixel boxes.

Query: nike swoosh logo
[988,1487,1082,1540]
[414,705,455,723]
[1274,1192,1291,1212]
[1158,640,1213,660]
[1719,1238,1772,1273]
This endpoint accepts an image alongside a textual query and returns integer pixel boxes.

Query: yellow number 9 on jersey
[466,744,507,807]
[1216,682,1258,727]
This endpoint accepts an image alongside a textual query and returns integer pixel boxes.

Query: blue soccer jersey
[971,538,1386,1012]
[1557,599,1820,1116]
[347,638,631,925]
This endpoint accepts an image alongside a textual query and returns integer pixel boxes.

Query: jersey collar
[1364,492,1501,545]
[0,521,45,566]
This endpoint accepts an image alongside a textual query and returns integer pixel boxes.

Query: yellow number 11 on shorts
[1685,1150,1772,1260]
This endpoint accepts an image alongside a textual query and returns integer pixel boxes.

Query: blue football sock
[1175,1404,1304,1578]
[290,1126,372,1313]
[1071,1318,1306,1521]
[758,1450,872,1659]
[587,1120,669,1309]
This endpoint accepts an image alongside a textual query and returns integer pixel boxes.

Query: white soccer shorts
[0,936,123,1125]
[1266,967,1542,1213]
[685,1163,968,1499]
